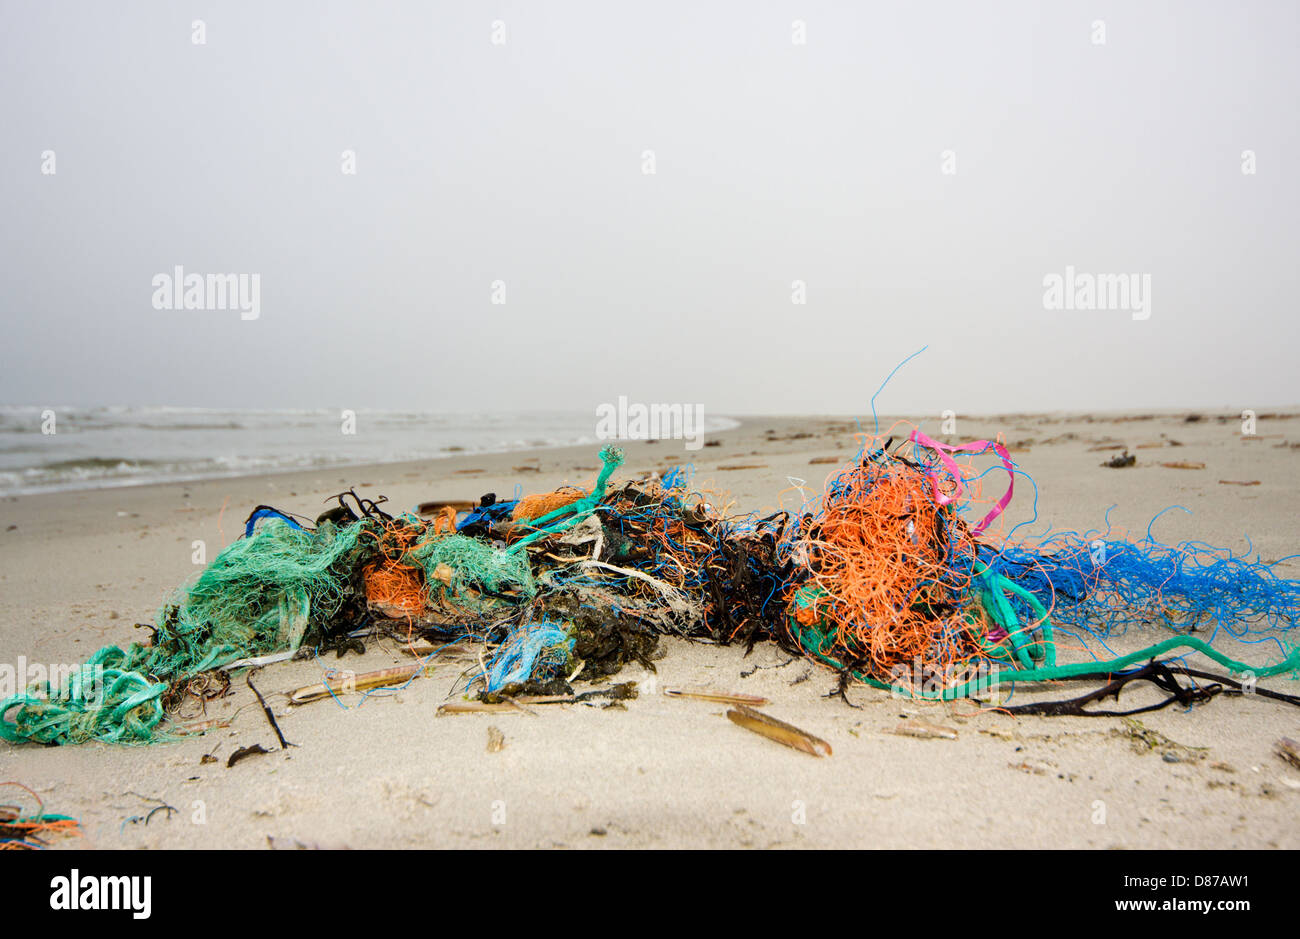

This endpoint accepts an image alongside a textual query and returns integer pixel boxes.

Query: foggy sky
[2,1,1297,416]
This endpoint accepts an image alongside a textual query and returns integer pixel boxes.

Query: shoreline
[6,405,1294,503]
[0,412,747,499]
[7,403,1289,504]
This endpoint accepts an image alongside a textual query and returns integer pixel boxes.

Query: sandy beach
[1,411,1297,850]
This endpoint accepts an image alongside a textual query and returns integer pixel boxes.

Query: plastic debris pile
[4,427,1299,746]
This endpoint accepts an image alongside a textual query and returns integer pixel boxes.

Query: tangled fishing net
[3,426,1297,746]
[0,518,372,745]
[410,534,536,598]
[485,620,575,693]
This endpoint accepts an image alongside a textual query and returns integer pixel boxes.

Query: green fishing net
[0,520,370,745]
[408,534,536,598]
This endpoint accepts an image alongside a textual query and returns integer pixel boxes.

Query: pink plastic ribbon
[907,429,1015,536]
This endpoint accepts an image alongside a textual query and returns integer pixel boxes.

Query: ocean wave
[0,409,742,495]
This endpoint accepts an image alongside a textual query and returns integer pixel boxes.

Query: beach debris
[891,719,958,740]
[726,704,831,757]
[573,682,639,705]
[991,660,1300,718]
[247,668,293,749]
[438,701,514,715]
[440,701,515,715]
[1112,718,1206,761]
[162,669,232,717]
[1101,450,1136,468]
[437,695,571,715]
[739,656,797,678]
[400,640,490,658]
[1219,479,1261,486]
[1160,461,1205,470]
[227,744,271,768]
[416,499,476,518]
[222,649,298,670]
[486,726,506,753]
[267,835,327,850]
[1277,737,1300,770]
[289,664,425,706]
[120,793,178,829]
[5,422,1300,750]
[809,456,842,464]
[665,688,769,706]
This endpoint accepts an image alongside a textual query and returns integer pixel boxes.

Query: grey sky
[2,1,1297,415]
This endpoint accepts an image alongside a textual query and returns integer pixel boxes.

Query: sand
[1,412,1298,849]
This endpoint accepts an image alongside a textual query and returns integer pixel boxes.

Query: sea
[0,406,740,496]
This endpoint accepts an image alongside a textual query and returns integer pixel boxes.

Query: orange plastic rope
[786,444,985,679]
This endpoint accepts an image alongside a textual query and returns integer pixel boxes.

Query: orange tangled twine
[431,505,457,535]
[363,560,426,617]
[788,446,982,679]
[359,518,432,618]
[513,488,586,523]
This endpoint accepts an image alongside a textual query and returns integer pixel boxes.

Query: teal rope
[799,634,1300,701]
[0,659,166,745]
[507,446,624,554]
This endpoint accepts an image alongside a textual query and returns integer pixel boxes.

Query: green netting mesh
[155,519,368,675]
[0,520,369,745]
[408,534,536,598]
